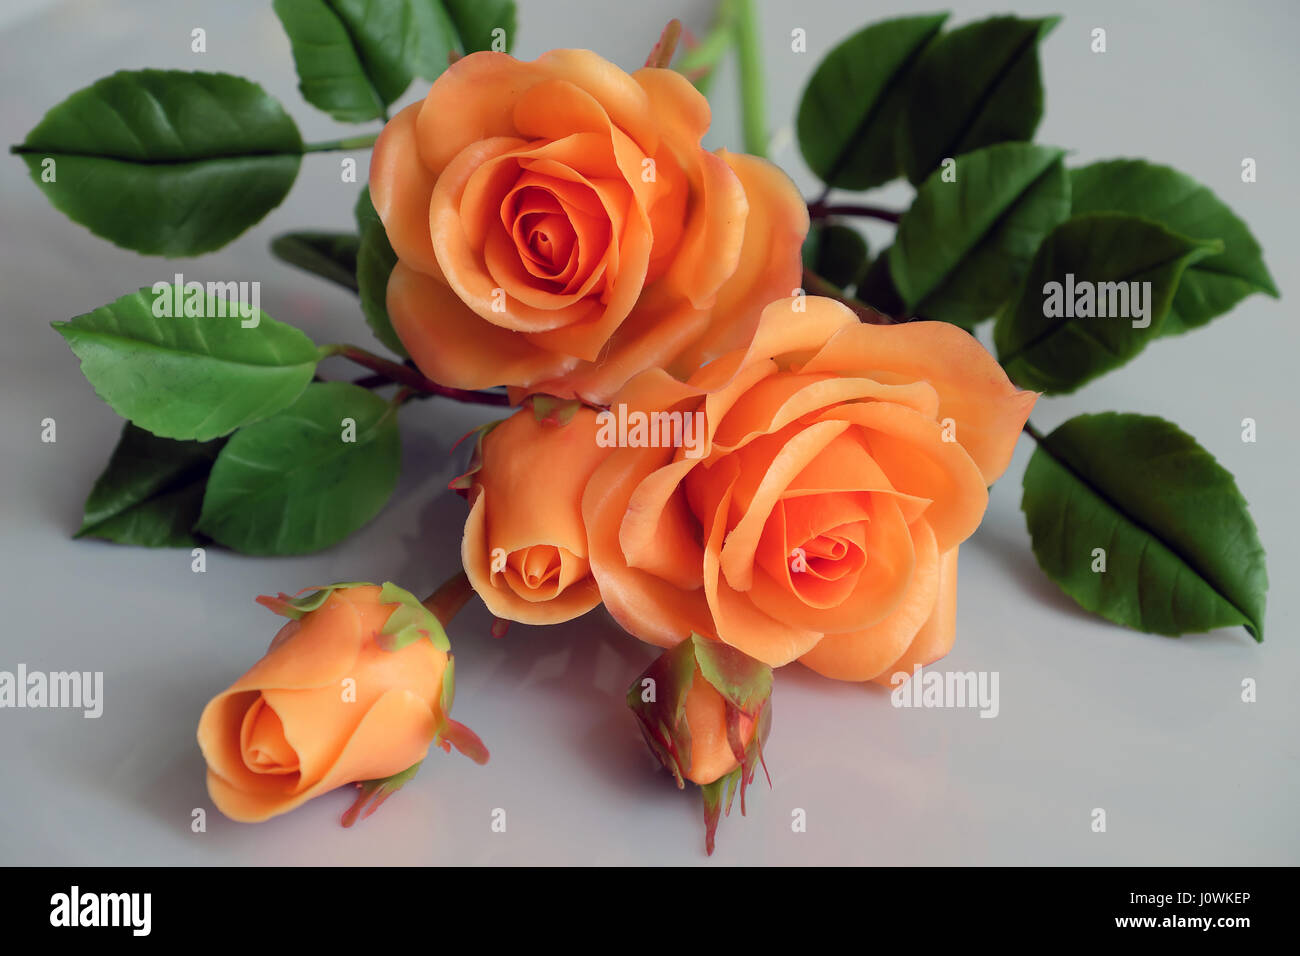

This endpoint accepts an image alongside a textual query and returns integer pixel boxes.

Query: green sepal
[626,636,702,787]
[376,581,451,652]
[529,394,583,426]
[697,703,772,856]
[693,634,774,719]
[341,760,422,828]
[255,580,372,619]
[447,419,506,496]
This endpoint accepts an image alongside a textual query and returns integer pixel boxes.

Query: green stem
[303,133,380,153]
[678,0,737,94]
[1023,421,1047,444]
[733,0,767,157]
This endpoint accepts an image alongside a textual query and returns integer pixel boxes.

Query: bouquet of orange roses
[19,3,1271,855]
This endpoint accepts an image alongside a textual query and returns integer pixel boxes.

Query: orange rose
[584,296,1037,681]
[369,49,808,404]
[197,583,486,823]
[456,403,606,624]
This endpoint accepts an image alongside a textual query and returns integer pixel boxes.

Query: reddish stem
[423,571,476,627]
[331,345,510,406]
[807,201,903,224]
[801,269,900,325]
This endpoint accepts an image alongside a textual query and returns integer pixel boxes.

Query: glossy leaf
[796,14,947,190]
[274,0,516,123]
[53,286,319,441]
[444,0,516,54]
[271,232,360,291]
[890,143,1069,327]
[353,187,407,357]
[197,382,401,555]
[1069,159,1278,335]
[899,15,1059,186]
[1022,413,1267,638]
[77,423,224,548]
[995,214,1221,393]
[17,70,301,256]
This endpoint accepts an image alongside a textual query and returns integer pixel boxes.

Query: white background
[0,0,1295,865]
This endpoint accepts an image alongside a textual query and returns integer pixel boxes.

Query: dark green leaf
[890,143,1069,327]
[17,70,301,256]
[1022,412,1267,638]
[271,231,360,291]
[355,186,407,357]
[77,423,224,548]
[899,15,1059,186]
[273,0,516,123]
[1069,159,1278,335]
[444,0,516,53]
[803,223,869,290]
[53,285,319,441]
[197,382,401,555]
[995,213,1222,393]
[796,14,948,190]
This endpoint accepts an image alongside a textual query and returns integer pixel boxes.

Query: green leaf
[16,70,301,257]
[197,382,401,555]
[890,143,1069,327]
[273,0,516,123]
[355,188,407,358]
[1069,159,1278,335]
[271,231,360,291]
[444,0,516,54]
[1022,413,1267,638]
[796,14,948,190]
[995,213,1222,393]
[899,15,1059,186]
[53,286,319,441]
[77,423,224,548]
[803,223,869,291]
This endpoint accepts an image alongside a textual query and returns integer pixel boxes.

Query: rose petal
[799,520,942,681]
[800,321,1037,483]
[871,546,959,685]
[370,102,439,276]
[387,262,577,390]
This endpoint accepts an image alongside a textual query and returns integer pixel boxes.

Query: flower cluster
[197,45,1033,853]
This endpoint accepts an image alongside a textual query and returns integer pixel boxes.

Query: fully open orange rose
[370,49,807,404]
[583,296,1037,681]
[197,583,486,823]
[457,404,606,624]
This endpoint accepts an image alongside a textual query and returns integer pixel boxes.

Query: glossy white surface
[0,0,1295,864]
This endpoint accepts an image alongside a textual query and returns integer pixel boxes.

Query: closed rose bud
[628,633,773,855]
[454,401,606,624]
[197,582,487,824]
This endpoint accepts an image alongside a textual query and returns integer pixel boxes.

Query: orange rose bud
[453,400,605,625]
[197,582,487,825]
[370,49,808,404]
[584,296,1037,682]
[628,634,773,855]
